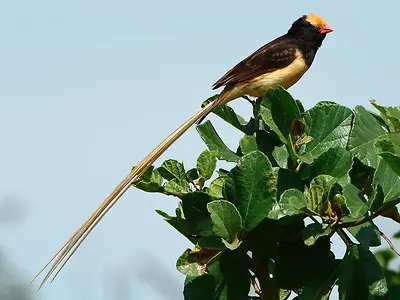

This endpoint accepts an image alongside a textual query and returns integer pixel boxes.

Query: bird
[31,13,333,289]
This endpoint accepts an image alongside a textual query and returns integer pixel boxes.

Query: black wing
[212,35,300,90]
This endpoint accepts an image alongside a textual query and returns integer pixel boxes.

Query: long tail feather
[31,93,227,289]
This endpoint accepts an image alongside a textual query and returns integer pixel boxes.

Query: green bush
[132,88,400,299]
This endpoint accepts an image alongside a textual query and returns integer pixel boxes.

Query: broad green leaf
[345,221,381,248]
[349,158,375,198]
[306,175,336,215]
[182,192,215,236]
[201,95,248,133]
[373,157,400,204]
[164,178,190,195]
[279,189,308,217]
[347,106,386,168]
[224,151,276,231]
[268,87,303,141]
[275,235,335,290]
[374,133,400,176]
[342,183,369,218]
[206,177,225,198]
[155,209,194,242]
[255,130,284,167]
[207,200,243,245]
[307,185,325,215]
[177,249,206,276]
[196,121,240,162]
[132,166,164,193]
[215,251,251,300]
[273,145,289,168]
[255,95,285,142]
[158,159,186,181]
[184,263,219,300]
[196,150,218,180]
[186,168,199,181]
[298,259,340,300]
[239,135,258,155]
[302,223,333,246]
[371,99,400,131]
[304,102,353,159]
[305,147,353,184]
[338,245,388,299]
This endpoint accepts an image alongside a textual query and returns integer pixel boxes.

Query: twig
[380,231,400,256]
[339,199,400,228]
[251,275,262,296]
[249,257,279,300]
[336,228,353,246]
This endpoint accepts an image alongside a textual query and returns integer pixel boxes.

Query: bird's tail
[30,92,228,290]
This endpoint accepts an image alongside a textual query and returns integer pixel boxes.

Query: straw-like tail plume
[30,90,231,289]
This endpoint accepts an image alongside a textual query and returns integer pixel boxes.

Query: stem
[380,231,400,256]
[339,199,400,228]
[249,257,279,300]
[336,228,353,246]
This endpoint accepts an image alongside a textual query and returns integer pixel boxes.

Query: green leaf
[268,87,303,141]
[182,192,215,236]
[342,183,369,218]
[158,159,186,181]
[155,209,194,242]
[255,95,285,142]
[373,156,400,204]
[184,263,219,300]
[298,259,340,300]
[346,221,381,248]
[304,102,353,159]
[272,145,289,168]
[197,150,218,180]
[302,223,333,246]
[206,177,225,198]
[186,168,199,181]
[371,99,400,131]
[239,135,258,155]
[347,106,386,168]
[275,235,335,290]
[207,200,243,245]
[305,147,353,184]
[177,249,206,277]
[132,166,164,193]
[164,178,191,195]
[201,95,248,133]
[278,189,309,218]
[196,120,240,162]
[224,151,276,231]
[214,251,251,300]
[338,245,388,299]
[306,175,337,215]
[374,133,400,176]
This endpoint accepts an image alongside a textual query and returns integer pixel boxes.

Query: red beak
[320,24,333,34]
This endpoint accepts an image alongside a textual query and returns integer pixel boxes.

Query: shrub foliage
[132,88,400,299]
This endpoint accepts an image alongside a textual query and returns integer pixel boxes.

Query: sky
[0,0,399,299]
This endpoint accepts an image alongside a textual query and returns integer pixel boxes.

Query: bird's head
[288,13,333,46]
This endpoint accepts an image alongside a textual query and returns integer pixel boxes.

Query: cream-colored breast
[218,49,309,104]
[245,50,309,98]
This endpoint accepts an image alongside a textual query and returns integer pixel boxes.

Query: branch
[380,231,400,256]
[338,199,400,228]
[249,257,279,300]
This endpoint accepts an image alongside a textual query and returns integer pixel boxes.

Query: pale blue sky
[0,1,399,299]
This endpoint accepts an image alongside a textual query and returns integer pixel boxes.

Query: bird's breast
[245,50,309,98]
